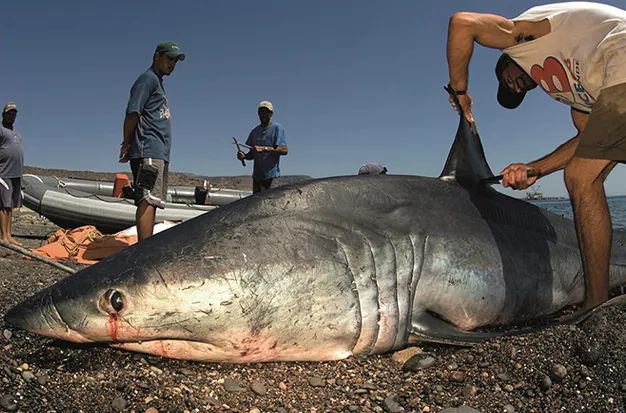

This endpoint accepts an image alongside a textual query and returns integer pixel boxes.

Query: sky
[4,0,626,197]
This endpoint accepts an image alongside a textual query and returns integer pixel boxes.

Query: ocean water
[531,195,626,230]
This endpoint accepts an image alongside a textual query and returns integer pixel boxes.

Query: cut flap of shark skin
[439,89,496,187]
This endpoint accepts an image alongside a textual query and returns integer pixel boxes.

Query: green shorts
[575,82,626,161]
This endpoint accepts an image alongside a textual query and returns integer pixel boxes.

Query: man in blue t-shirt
[119,41,185,241]
[0,102,24,245]
[237,100,288,193]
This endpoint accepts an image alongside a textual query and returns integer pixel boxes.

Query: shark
[5,101,626,362]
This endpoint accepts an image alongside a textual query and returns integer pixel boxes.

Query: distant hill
[24,166,313,191]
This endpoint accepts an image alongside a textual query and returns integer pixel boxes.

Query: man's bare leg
[0,208,10,242]
[136,201,156,242]
[0,208,20,245]
[564,157,614,311]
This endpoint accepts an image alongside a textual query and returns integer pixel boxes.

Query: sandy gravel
[0,170,625,413]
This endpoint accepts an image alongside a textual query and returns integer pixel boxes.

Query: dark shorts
[0,177,22,209]
[253,178,276,193]
[575,83,626,161]
[130,158,168,208]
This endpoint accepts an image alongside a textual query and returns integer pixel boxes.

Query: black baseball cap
[495,53,535,109]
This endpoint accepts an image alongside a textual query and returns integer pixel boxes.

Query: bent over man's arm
[533,109,588,175]
[447,12,516,120]
[447,12,516,92]
[500,109,588,189]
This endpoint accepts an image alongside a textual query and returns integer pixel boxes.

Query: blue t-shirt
[245,123,287,180]
[0,125,23,178]
[126,69,172,162]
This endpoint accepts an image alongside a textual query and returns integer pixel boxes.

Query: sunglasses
[504,70,536,92]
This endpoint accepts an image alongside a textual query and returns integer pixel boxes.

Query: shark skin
[5,107,626,362]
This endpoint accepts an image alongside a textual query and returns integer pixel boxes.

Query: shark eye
[100,289,124,314]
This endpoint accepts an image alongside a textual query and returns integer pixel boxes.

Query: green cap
[155,41,186,61]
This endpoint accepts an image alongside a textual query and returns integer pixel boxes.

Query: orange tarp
[31,225,137,265]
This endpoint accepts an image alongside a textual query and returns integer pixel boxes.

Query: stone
[112,397,127,412]
[224,378,247,392]
[307,376,325,387]
[551,364,568,382]
[391,347,423,365]
[383,395,405,413]
[250,381,267,395]
[439,407,482,413]
[0,394,17,412]
[403,355,436,372]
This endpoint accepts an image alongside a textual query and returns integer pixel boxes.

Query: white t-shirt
[504,2,626,112]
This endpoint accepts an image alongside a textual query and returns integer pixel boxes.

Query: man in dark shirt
[119,41,185,241]
[0,102,24,245]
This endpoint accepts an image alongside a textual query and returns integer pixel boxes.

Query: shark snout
[5,290,50,330]
[4,290,87,342]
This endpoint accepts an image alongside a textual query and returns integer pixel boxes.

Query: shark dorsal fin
[439,87,495,188]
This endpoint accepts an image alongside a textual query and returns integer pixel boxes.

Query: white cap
[258,100,274,112]
[2,102,17,113]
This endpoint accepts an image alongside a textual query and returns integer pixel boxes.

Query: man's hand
[236,150,246,160]
[119,142,131,163]
[448,93,475,123]
[500,163,539,190]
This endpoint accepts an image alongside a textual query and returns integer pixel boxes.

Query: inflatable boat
[31,175,251,206]
[21,174,217,233]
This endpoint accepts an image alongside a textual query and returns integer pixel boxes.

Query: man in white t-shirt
[446,2,626,311]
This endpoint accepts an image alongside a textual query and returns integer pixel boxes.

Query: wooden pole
[0,239,77,274]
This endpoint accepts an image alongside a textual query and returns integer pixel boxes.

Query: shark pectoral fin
[570,294,626,325]
[408,311,500,346]
[545,295,626,328]
[593,294,626,311]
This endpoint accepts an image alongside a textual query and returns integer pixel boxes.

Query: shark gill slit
[407,234,427,343]
[342,231,381,355]
[354,227,400,354]
[335,239,363,354]
[390,234,418,351]
[372,233,401,354]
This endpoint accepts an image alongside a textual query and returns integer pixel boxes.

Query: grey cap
[358,163,387,175]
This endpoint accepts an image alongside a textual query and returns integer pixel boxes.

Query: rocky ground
[0,169,626,412]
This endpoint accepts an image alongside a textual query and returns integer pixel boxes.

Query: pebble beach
[0,169,625,412]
